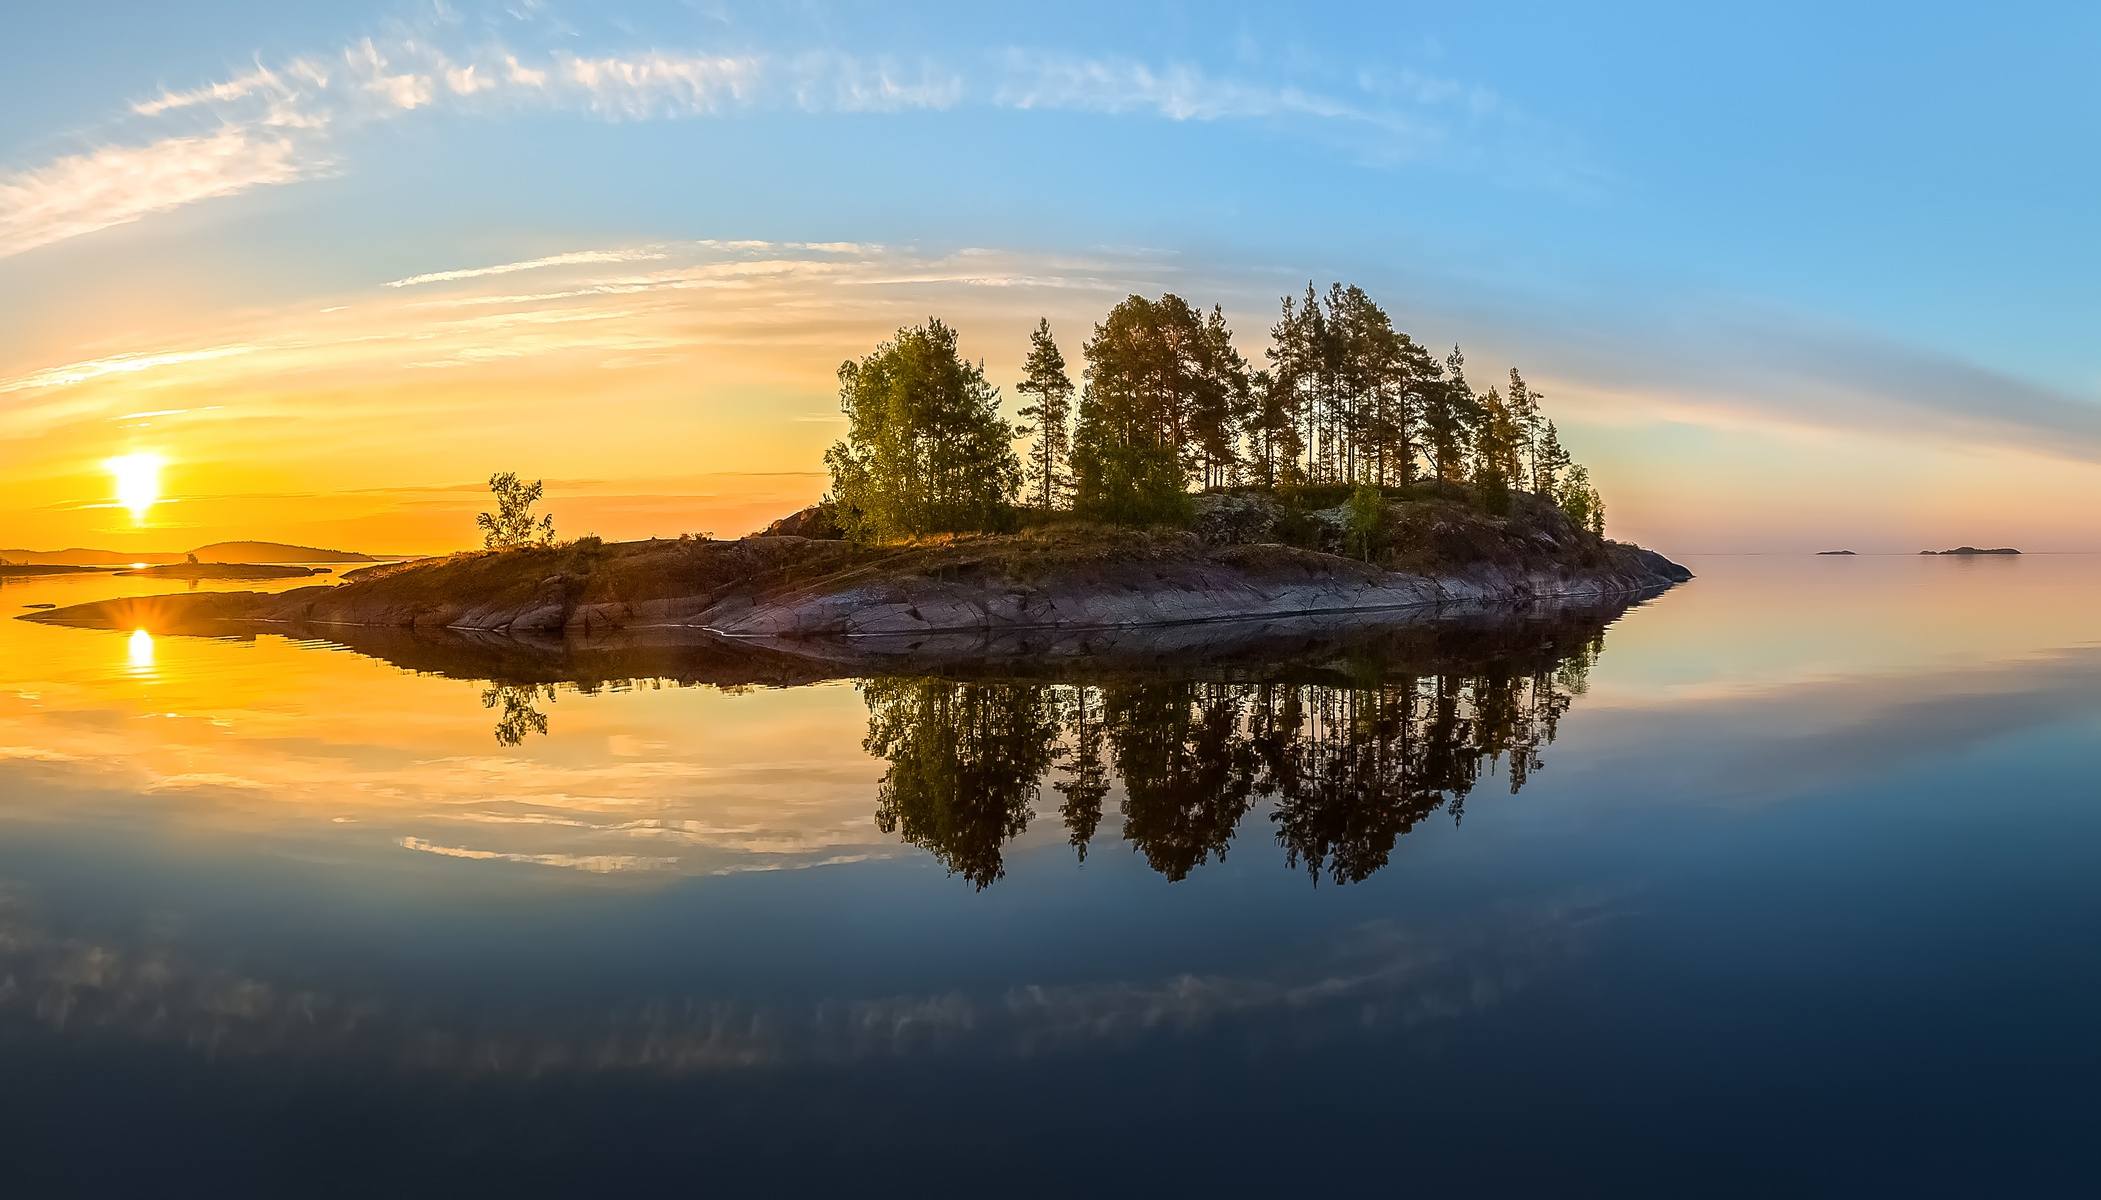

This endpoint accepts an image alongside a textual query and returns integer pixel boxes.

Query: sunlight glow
[108,453,165,522]
[126,628,155,673]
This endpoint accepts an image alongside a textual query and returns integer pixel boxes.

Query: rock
[1190,492,1284,546]
[759,504,843,540]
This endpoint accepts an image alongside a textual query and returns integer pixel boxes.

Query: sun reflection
[126,627,156,674]
[107,452,165,522]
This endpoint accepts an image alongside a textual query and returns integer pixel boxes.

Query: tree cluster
[822,285,1608,545]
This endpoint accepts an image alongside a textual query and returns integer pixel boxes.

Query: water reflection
[482,681,555,747]
[125,627,155,675]
[858,628,1602,889]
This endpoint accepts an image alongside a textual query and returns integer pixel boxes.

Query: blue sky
[5,1,2100,552]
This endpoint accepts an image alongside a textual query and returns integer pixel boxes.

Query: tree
[1346,484,1384,562]
[478,472,555,549]
[1014,318,1075,509]
[1421,345,1480,483]
[1472,388,1521,515]
[1189,304,1250,489]
[1536,419,1570,498]
[825,318,1020,543]
[1243,368,1300,488]
[1556,463,1602,533]
[1070,294,1206,524]
[1267,284,1331,483]
[1506,368,1540,492]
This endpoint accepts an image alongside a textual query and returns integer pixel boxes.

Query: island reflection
[864,639,1598,889]
[440,598,1629,889]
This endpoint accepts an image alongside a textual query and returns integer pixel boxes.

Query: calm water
[3,556,2099,1195]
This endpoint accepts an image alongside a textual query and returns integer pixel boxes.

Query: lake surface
[4,556,2099,1195]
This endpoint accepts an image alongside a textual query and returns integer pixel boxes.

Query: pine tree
[1421,344,1479,484]
[1535,419,1570,498]
[1473,387,1521,515]
[1263,292,1315,485]
[1070,295,1204,525]
[1189,304,1249,489]
[1506,368,1540,493]
[1014,318,1075,509]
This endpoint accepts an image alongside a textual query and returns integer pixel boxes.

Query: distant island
[0,541,374,567]
[1817,550,1857,555]
[114,563,324,580]
[27,284,1691,647]
[0,563,116,578]
[1920,547,2021,556]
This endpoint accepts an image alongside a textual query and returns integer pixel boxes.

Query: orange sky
[6,237,2101,556]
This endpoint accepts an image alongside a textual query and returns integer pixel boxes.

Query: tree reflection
[862,677,1061,889]
[855,626,1607,888]
[483,682,555,747]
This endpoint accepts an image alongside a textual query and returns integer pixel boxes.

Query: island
[113,563,324,580]
[1919,547,2021,555]
[0,540,374,567]
[28,488,1687,648]
[1817,550,1857,556]
[0,563,117,578]
[23,285,1693,654]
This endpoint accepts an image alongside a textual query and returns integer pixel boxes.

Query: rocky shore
[23,492,1690,647]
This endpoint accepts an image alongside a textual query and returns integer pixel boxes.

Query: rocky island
[26,488,1687,652]
[1919,546,2021,556]
[27,288,1695,659]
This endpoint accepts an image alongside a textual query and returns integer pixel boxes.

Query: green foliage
[1345,484,1384,561]
[1069,293,1233,524]
[1014,317,1075,509]
[824,318,1021,543]
[1536,419,1570,497]
[805,285,1610,543]
[1422,345,1482,482]
[1556,463,1603,535]
[477,472,555,550]
[1506,368,1541,488]
[1071,426,1194,526]
[1267,282,1434,488]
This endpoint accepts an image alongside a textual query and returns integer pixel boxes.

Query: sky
[4,0,2100,555]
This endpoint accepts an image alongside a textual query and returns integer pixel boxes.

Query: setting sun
[107,452,164,522]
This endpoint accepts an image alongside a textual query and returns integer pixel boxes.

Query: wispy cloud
[384,247,670,288]
[0,129,318,260]
[0,22,1555,262]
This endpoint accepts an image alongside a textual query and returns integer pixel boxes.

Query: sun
[107,453,165,521]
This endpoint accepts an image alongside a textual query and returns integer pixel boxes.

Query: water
[2,556,2098,1194]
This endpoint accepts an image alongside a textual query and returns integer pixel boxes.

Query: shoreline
[20,525,1689,659]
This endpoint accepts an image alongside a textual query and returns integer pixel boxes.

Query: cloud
[1,21,1556,262]
[384,247,670,288]
[131,62,289,117]
[553,50,763,118]
[0,129,319,260]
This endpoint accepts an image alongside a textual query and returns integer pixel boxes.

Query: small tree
[1345,483,1384,562]
[1014,318,1075,509]
[1536,420,1570,498]
[1557,464,1598,532]
[478,472,555,550]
